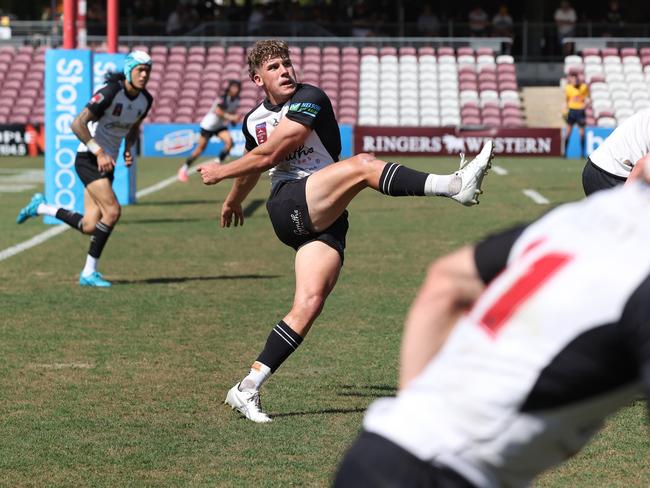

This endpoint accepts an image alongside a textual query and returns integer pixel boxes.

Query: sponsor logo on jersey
[289,102,321,118]
[255,122,268,144]
[285,144,314,161]
[112,103,123,116]
[90,92,104,105]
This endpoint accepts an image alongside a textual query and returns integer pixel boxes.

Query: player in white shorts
[177,80,241,181]
[335,173,650,486]
[582,106,650,195]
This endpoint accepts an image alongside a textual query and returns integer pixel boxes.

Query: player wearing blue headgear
[16,50,154,287]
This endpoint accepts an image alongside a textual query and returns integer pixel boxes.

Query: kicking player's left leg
[216,128,234,162]
[225,240,342,423]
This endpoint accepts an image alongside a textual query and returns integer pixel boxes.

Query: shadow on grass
[120,217,211,225]
[337,384,397,398]
[135,199,218,206]
[113,274,280,285]
[270,406,367,418]
[243,199,265,218]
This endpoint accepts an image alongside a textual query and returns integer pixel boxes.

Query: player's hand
[97,150,116,173]
[124,149,133,167]
[197,162,223,185]
[221,200,244,228]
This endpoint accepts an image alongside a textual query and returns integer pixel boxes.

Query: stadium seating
[563,47,650,126]
[0,44,525,128]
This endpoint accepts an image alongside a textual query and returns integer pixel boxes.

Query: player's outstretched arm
[197,117,311,185]
[221,173,261,228]
[399,246,485,390]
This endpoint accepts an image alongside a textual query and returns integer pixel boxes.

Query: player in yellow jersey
[563,72,590,157]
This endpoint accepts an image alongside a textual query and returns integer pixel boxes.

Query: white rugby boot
[451,139,494,206]
[225,383,272,423]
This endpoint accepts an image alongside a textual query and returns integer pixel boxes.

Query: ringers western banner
[354,127,563,157]
[45,50,132,225]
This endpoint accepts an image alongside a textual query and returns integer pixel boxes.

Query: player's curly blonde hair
[247,40,291,80]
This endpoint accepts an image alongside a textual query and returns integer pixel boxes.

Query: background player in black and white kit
[16,51,153,287]
[177,80,241,182]
[196,40,494,423]
[335,174,650,487]
[582,106,650,195]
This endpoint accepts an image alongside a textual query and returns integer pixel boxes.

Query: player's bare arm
[399,246,485,389]
[123,119,143,166]
[71,107,115,172]
[197,116,311,185]
[221,173,261,228]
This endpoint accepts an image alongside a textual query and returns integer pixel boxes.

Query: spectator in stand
[468,5,490,37]
[492,5,513,38]
[603,0,624,37]
[554,1,577,56]
[417,4,441,37]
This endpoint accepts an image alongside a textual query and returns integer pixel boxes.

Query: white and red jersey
[364,183,650,488]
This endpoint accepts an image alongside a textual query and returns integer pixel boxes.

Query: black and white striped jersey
[242,83,341,187]
[78,79,153,160]
[364,183,650,488]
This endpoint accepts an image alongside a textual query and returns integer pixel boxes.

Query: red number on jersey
[479,252,573,337]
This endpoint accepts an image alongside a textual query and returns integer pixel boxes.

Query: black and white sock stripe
[96,221,113,234]
[273,322,303,350]
[380,162,401,196]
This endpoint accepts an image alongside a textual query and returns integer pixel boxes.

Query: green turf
[0,155,647,487]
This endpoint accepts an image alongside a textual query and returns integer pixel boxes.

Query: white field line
[491,165,508,176]
[0,173,180,263]
[522,189,550,205]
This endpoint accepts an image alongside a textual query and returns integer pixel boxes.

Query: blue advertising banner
[44,49,92,224]
[93,52,135,205]
[566,126,614,159]
[142,123,354,159]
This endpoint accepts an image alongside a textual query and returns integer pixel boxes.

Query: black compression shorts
[75,151,114,186]
[266,176,349,263]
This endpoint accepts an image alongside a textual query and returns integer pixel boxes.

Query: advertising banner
[0,124,43,156]
[44,49,92,224]
[354,127,563,157]
[93,52,135,205]
[142,123,354,159]
[565,126,614,159]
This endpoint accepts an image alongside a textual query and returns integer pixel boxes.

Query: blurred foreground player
[197,40,494,423]
[16,51,153,287]
[177,80,242,181]
[582,106,650,195]
[335,169,650,487]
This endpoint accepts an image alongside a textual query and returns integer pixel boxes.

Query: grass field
[0,155,648,487]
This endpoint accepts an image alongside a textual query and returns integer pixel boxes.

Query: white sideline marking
[0,173,181,263]
[522,189,550,205]
[492,165,508,176]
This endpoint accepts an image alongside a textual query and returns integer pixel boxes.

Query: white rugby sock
[81,255,98,277]
[424,174,462,196]
[37,203,58,217]
[240,362,272,392]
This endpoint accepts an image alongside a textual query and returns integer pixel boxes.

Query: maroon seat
[620,47,637,57]
[503,117,525,127]
[581,47,599,57]
[476,47,495,56]
[457,47,474,56]
[601,47,618,57]
[361,46,378,56]
[380,46,398,56]
[342,46,358,57]
[418,46,435,56]
[462,115,481,125]
[482,116,501,127]
[499,81,518,91]
[437,47,455,56]
[461,106,480,117]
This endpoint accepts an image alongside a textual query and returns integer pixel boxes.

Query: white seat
[500,90,519,100]
[564,54,583,65]
[440,89,459,100]
[438,63,458,73]
[592,98,613,111]
[379,116,399,126]
[496,54,514,64]
[439,80,459,92]
[477,62,497,73]
[380,81,398,91]
[438,55,457,65]
[399,116,420,126]
[359,88,378,100]
[359,98,379,109]
[401,54,418,64]
[400,65,418,75]
[615,107,634,118]
[420,116,441,126]
[606,73,624,83]
[419,55,437,65]
[608,81,627,92]
[604,64,623,74]
[625,73,644,83]
[597,116,617,127]
[359,107,377,118]
[583,55,602,65]
[400,106,419,117]
[361,55,379,65]
[358,115,378,125]
[477,54,496,65]
[438,72,458,83]
[400,97,418,108]
[440,98,460,109]
[613,98,632,109]
[441,106,460,117]
[603,55,622,65]
[611,90,629,101]
[631,85,650,98]
[419,72,438,83]
[584,64,604,78]
[400,80,418,90]
[622,55,641,65]
[379,107,398,117]
[381,54,398,64]
[634,99,650,110]
[441,115,461,126]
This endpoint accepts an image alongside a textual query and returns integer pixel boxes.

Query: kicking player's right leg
[306,140,493,232]
[226,240,342,423]
[179,132,211,181]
